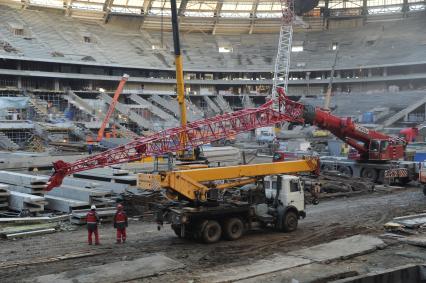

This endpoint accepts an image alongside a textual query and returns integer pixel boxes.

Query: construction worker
[86,205,100,245]
[113,204,128,244]
[86,135,94,155]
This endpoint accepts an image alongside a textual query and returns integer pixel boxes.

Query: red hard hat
[117,204,123,210]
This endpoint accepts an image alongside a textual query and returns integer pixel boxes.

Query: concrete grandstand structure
[0,0,425,147]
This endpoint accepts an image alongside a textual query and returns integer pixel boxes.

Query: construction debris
[120,189,167,218]
[303,171,375,199]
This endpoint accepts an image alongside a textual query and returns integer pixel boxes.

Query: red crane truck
[302,104,419,184]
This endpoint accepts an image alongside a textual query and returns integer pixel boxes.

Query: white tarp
[0,97,29,109]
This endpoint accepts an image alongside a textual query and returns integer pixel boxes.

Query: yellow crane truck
[138,158,319,243]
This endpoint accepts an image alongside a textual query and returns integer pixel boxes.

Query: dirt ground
[0,187,425,283]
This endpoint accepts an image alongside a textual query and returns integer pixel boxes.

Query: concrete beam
[45,195,88,213]
[46,184,109,202]
[3,184,45,196]
[0,171,47,187]
[62,177,129,194]
[9,191,46,213]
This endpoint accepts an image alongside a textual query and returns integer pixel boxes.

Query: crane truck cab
[264,175,305,217]
[163,174,308,244]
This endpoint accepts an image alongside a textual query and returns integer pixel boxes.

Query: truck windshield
[370,140,380,152]
[380,141,389,152]
[290,180,299,192]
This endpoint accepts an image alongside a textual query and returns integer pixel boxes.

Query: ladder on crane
[272,0,295,99]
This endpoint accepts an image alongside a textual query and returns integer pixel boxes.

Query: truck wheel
[361,168,378,182]
[223,218,244,241]
[338,166,352,177]
[171,224,182,238]
[377,170,385,184]
[282,210,298,232]
[423,185,426,196]
[398,177,410,186]
[201,220,222,244]
[322,165,334,172]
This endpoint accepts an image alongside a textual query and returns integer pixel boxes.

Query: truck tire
[338,166,352,177]
[423,185,426,196]
[361,168,378,182]
[171,224,182,238]
[398,177,410,186]
[223,217,244,241]
[201,220,222,244]
[282,210,298,232]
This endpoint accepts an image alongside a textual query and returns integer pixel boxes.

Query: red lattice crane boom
[96,74,129,142]
[46,93,305,191]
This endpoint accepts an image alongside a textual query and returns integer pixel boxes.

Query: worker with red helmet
[114,203,128,244]
[86,205,100,245]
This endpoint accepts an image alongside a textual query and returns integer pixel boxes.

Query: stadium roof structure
[6,0,425,18]
[2,0,425,33]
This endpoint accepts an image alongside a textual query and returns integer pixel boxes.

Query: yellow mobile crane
[139,158,319,243]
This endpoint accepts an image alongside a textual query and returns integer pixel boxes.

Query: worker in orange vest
[113,204,128,244]
[86,135,94,154]
[86,205,100,245]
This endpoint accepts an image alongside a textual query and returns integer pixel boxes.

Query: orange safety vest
[86,211,98,224]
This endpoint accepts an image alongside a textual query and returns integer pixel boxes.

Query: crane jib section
[46,93,305,191]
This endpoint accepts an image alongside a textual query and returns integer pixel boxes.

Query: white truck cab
[264,175,305,213]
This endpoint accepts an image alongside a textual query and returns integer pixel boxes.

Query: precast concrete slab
[400,234,426,247]
[62,177,129,194]
[45,195,89,212]
[46,185,108,202]
[201,255,312,283]
[288,235,385,262]
[9,191,46,212]
[4,184,45,195]
[236,262,359,283]
[0,171,47,186]
[393,213,426,228]
[30,254,184,283]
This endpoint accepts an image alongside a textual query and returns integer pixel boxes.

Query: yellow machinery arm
[138,158,319,202]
